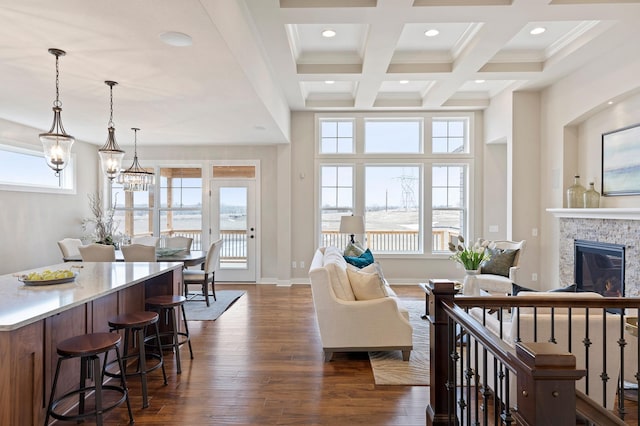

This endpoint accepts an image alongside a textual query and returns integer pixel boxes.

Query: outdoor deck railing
[152,228,460,257]
[159,229,245,260]
[321,228,458,252]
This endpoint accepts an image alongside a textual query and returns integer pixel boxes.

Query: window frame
[0,141,76,194]
[315,111,476,258]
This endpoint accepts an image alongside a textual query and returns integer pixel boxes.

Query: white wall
[0,119,97,274]
[539,37,640,288]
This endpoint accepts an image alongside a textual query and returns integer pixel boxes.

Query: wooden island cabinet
[0,261,182,426]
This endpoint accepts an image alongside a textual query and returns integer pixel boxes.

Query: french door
[210,178,257,282]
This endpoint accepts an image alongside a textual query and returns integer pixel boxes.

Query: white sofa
[470,291,622,410]
[308,246,413,362]
[475,240,526,295]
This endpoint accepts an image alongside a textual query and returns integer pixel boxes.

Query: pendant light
[117,128,155,191]
[39,48,75,175]
[98,81,125,181]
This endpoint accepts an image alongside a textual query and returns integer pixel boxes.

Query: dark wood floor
[97,284,430,425]
[55,283,639,425]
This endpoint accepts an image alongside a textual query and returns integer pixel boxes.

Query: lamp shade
[339,215,364,235]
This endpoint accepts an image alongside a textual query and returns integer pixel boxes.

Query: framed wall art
[601,122,640,196]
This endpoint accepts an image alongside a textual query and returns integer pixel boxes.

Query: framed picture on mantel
[602,122,640,196]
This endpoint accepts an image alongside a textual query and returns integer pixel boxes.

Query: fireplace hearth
[574,239,625,297]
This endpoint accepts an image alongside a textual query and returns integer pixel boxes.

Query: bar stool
[45,332,134,426]
[107,311,168,408]
[145,295,194,374]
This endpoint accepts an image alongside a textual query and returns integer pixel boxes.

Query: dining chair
[57,238,83,260]
[131,236,160,247]
[164,236,193,251]
[78,244,117,262]
[121,243,157,262]
[183,238,223,307]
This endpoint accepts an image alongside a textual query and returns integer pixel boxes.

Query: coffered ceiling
[0,0,638,146]
[246,0,640,111]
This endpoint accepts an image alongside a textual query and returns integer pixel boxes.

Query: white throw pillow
[325,263,356,301]
[347,268,387,300]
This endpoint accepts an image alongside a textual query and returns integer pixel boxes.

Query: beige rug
[369,300,429,385]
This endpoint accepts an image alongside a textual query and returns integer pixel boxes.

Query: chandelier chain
[109,84,114,128]
[54,54,61,108]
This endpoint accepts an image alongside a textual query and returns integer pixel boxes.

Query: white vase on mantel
[463,269,481,296]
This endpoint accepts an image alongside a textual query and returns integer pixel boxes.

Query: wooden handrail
[576,390,626,425]
[427,282,640,425]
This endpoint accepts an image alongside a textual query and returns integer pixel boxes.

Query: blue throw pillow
[344,249,374,268]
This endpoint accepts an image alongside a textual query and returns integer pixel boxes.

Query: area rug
[183,290,245,321]
[369,300,429,385]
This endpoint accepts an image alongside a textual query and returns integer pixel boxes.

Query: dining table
[64,249,207,268]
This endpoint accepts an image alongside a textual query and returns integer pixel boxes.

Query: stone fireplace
[550,209,640,297]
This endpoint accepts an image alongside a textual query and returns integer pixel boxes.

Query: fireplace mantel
[547,208,640,220]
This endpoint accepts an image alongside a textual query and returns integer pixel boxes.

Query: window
[365,166,420,253]
[159,167,202,250]
[319,120,354,153]
[320,165,353,247]
[432,119,468,153]
[111,166,203,250]
[317,113,474,255]
[111,181,154,241]
[365,119,422,153]
[0,143,75,193]
[432,164,466,252]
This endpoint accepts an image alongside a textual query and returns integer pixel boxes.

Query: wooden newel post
[426,279,458,426]
[510,342,586,426]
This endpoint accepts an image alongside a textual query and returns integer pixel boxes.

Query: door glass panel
[220,187,248,269]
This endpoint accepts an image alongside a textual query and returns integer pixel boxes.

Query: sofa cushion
[323,246,355,301]
[481,248,518,277]
[516,291,602,315]
[344,249,375,268]
[323,246,348,268]
[511,283,577,296]
[347,267,388,300]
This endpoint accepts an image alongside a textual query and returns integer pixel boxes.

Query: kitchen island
[0,261,183,426]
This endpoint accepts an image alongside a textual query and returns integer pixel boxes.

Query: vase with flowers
[81,192,123,247]
[448,235,492,295]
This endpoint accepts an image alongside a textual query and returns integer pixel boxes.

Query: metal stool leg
[113,344,134,424]
[169,306,182,374]
[136,326,149,408]
[181,304,194,359]
[150,321,168,385]
[44,357,64,426]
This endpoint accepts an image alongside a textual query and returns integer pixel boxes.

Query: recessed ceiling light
[530,27,546,35]
[608,101,614,105]
[399,80,409,84]
[424,29,439,37]
[159,31,193,47]
[325,80,335,85]
[321,28,336,38]
[475,79,486,83]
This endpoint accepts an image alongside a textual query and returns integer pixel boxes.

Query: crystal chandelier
[117,128,154,191]
[39,48,75,176]
[98,81,125,180]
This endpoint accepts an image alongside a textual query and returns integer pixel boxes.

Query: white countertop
[0,261,182,331]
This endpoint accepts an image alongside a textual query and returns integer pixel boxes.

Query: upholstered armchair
[475,240,526,295]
